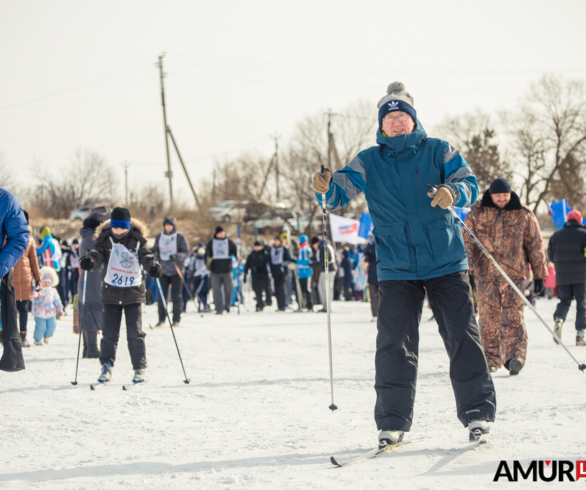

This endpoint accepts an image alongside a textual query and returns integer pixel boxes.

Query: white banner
[328,214,367,245]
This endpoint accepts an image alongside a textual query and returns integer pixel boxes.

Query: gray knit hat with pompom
[377,81,417,129]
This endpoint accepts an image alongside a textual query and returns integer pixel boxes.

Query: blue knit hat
[377,81,417,129]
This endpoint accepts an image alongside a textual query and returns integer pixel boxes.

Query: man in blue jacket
[313,82,496,445]
[0,188,30,372]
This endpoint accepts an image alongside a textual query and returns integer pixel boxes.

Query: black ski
[331,438,423,467]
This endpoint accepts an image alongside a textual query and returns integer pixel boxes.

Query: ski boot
[553,318,564,344]
[468,420,489,442]
[577,329,585,346]
[98,362,113,383]
[506,358,524,376]
[378,429,404,449]
[132,369,146,383]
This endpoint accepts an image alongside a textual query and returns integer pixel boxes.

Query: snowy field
[1,293,585,489]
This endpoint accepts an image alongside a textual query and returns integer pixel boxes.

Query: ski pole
[71,270,88,386]
[427,184,586,373]
[173,262,203,318]
[156,277,191,384]
[321,165,338,411]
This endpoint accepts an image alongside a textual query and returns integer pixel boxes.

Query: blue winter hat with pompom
[377,81,417,129]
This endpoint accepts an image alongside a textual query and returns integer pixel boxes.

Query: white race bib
[158,233,178,261]
[212,239,229,260]
[104,238,142,288]
[270,247,284,265]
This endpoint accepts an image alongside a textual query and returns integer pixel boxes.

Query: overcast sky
[1,0,585,205]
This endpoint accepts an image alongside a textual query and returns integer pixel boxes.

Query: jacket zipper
[415,168,424,201]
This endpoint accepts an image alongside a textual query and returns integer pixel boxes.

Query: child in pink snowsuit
[544,262,556,299]
[32,267,63,346]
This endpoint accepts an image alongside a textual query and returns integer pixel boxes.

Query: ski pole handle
[321,165,325,177]
[427,184,438,195]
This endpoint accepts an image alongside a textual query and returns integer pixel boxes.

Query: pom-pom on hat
[567,210,583,223]
[111,207,131,230]
[377,81,417,129]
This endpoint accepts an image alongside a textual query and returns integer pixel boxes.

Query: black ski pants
[554,283,586,331]
[251,274,269,310]
[298,278,313,311]
[374,271,496,432]
[273,275,286,310]
[157,274,183,324]
[16,300,30,332]
[100,303,146,370]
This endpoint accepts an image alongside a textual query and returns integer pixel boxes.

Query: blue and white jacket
[316,121,478,281]
[296,243,313,280]
[0,188,29,280]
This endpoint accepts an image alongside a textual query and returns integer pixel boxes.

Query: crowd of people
[0,80,585,447]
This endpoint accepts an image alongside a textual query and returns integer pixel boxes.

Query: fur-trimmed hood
[93,218,149,240]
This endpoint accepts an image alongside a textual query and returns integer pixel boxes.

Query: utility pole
[156,53,174,212]
[270,133,281,201]
[324,109,340,171]
[121,162,131,206]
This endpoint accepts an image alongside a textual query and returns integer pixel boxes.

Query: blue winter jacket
[0,188,29,280]
[296,244,313,280]
[317,121,478,281]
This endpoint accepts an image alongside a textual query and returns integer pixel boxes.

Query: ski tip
[330,456,342,467]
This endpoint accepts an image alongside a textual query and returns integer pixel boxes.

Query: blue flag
[358,212,373,239]
[549,200,571,230]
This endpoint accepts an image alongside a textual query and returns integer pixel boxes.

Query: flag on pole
[329,214,367,245]
[358,212,373,239]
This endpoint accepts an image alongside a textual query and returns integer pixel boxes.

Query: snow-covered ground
[1,293,585,489]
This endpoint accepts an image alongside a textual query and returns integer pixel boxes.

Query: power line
[0,76,154,123]
[0,58,153,112]
[168,51,586,75]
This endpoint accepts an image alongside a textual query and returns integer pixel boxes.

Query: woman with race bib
[80,207,162,384]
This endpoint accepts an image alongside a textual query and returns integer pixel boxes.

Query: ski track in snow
[1,296,585,489]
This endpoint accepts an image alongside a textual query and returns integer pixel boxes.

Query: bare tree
[0,152,16,193]
[434,109,511,193]
[29,149,118,218]
[281,99,376,232]
[501,75,586,212]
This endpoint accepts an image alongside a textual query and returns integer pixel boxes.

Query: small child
[80,207,162,384]
[32,267,64,346]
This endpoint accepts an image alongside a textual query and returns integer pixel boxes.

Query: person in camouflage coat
[464,178,547,375]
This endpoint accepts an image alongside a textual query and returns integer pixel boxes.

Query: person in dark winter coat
[0,188,30,372]
[364,232,379,319]
[340,249,355,301]
[312,81,496,445]
[191,242,211,311]
[269,236,291,311]
[153,216,190,327]
[548,209,586,346]
[244,241,271,311]
[80,207,162,383]
[68,239,80,302]
[206,226,237,314]
[78,206,110,358]
[57,240,71,308]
